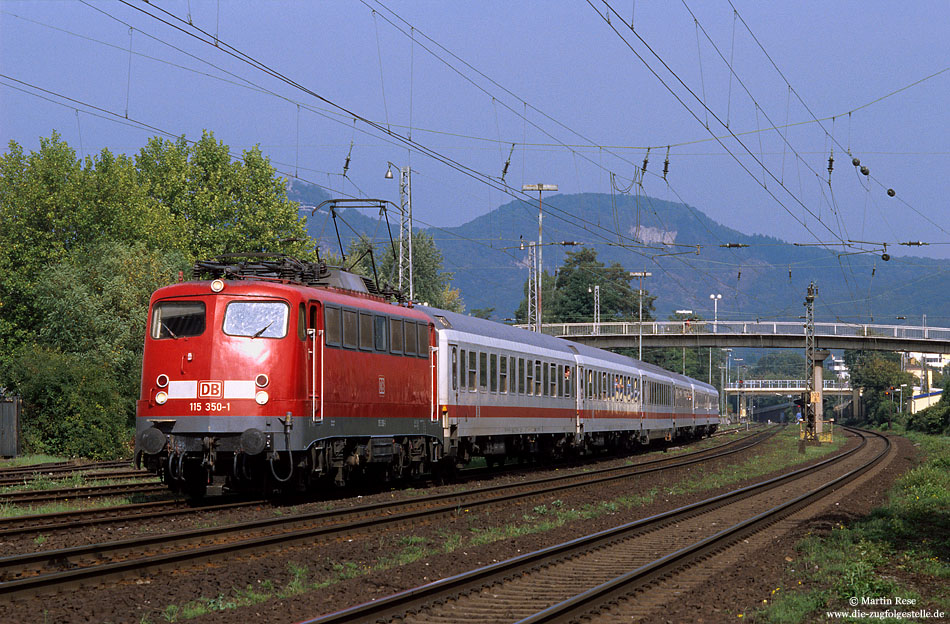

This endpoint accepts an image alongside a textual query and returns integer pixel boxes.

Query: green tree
[515,248,654,325]
[344,231,464,312]
[135,132,311,260]
[0,132,319,457]
[846,350,915,426]
[752,352,807,379]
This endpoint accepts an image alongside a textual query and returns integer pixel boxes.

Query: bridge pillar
[810,350,830,437]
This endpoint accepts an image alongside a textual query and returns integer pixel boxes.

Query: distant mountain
[288,182,949,325]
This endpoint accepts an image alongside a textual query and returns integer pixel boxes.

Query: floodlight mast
[522,184,558,332]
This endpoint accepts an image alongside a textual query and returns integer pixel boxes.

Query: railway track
[0,469,151,488]
[0,428,758,537]
[0,498,266,538]
[0,427,776,600]
[0,481,165,506]
[301,427,890,623]
[0,460,130,479]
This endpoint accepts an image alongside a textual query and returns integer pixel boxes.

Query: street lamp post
[676,309,693,374]
[385,163,413,300]
[522,184,558,332]
[630,271,652,360]
[709,293,722,333]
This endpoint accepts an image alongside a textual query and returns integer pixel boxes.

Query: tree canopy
[0,132,317,457]
[515,247,654,325]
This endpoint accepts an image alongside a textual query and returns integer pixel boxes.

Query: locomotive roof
[416,306,716,392]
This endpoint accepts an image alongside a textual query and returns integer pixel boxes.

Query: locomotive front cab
[136,280,306,497]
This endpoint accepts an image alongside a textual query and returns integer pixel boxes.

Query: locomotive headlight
[210,279,225,293]
[255,390,269,405]
[255,373,269,388]
[155,391,168,405]
[156,374,169,388]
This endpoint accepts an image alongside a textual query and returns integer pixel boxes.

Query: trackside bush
[3,346,129,459]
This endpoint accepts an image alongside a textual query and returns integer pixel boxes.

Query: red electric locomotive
[135,257,443,497]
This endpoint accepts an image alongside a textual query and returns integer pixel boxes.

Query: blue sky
[2,1,948,260]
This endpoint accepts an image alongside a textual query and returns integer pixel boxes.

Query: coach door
[307,301,324,423]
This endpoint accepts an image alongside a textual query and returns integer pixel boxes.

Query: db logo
[198,381,223,399]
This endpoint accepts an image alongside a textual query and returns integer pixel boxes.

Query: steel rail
[299,427,883,624]
[0,499,264,538]
[517,428,890,623]
[0,482,164,505]
[0,429,775,599]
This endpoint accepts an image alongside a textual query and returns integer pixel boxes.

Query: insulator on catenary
[852,157,860,166]
[860,165,870,176]
[663,146,670,180]
[887,188,896,197]
[827,153,834,176]
[642,147,650,175]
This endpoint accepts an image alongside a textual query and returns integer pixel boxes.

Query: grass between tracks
[144,426,849,622]
[751,428,949,623]
[0,454,67,468]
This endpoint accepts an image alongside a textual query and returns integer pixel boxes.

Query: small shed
[0,396,21,457]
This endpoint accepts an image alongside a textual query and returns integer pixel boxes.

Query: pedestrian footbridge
[725,379,852,395]
[531,320,950,353]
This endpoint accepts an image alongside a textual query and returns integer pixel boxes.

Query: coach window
[550,363,558,397]
[533,360,542,395]
[404,322,417,356]
[540,361,548,396]
[324,306,341,347]
[451,346,458,391]
[390,318,404,355]
[342,309,358,349]
[468,351,477,390]
[557,365,563,397]
[358,312,373,351]
[479,352,488,390]
[417,323,429,357]
[489,354,498,392]
[518,358,525,394]
[499,356,508,393]
[602,372,608,400]
[525,360,533,396]
[459,349,466,389]
[564,367,572,398]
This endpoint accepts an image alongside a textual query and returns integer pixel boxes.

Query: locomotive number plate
[378,376,385,395]
[189,402,231,412]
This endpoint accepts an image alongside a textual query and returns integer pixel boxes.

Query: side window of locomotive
[151,301,206,339]
[324,306,341,346]
[451,346,458,391]
[417,324,429,357]
[390,318,404,355]
[298,303,306,340]
[374,315,387,351]
[404,322,417,356]
[342,309,358,349]
[359,312,373,351]
[223,301,288,339]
